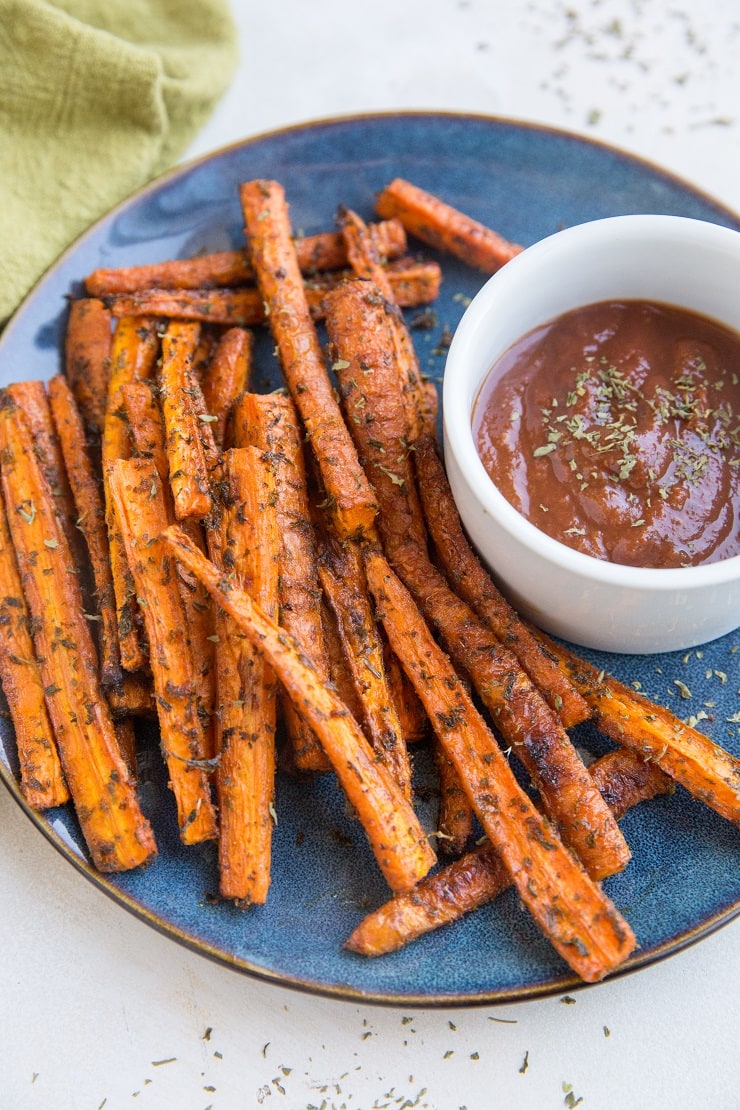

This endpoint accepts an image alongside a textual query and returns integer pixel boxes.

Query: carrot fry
[339,208,427,442]
[231,391,331,772]
[346,747,671,957]
[5,380,86,567]
[212,448,279,903]
[64,298,112,432]
[317,534,413,801]
[105,671,155,719]
[240,179,378,540]
[122,378,216,756]
[162,525,436,893]
[200,327,253,448]
[47,375,121,686]
[102,316,160,672]
[0,399,156,869]
[382,636,429,746]
[326,296,627,878]
[158,321,214,520]
[84,219,408,296]
[362,548,635,982]
[433,739,474,857]
[0,492,68,809]
[537,634,740,827]
[375,177,523,272]
[323,279,428,551]
[107,458,217,844]
[102,261,441,327]
[413,433,590,729]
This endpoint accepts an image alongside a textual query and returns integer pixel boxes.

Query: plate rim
[1,109,739,1008]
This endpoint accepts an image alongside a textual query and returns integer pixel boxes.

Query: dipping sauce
[473,300,740,568]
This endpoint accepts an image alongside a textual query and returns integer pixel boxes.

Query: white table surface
[3,2,740,1107]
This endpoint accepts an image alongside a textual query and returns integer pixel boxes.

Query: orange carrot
[64,298,112,432]
[200,327,253,448]
[102,261,441,327]
[158,321,214,520]
[339,208,427,441]
[241,178,382,538]
[212,447,279,903]
[538,634,740,827]
[0,492,68,809]
[317,533,412,801]
[47,375,120,686]
[0,398,156,869]
[163,525,436,893]
[433,740,474,857]
[413,433,590,729]
[375,177,523,272]
[102,316,160,672]
[231,391,330,772]
[363,547,635,982]
[108,458,217,844]
[346,747,671,957]
[84,219,408,295]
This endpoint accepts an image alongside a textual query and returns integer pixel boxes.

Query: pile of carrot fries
[1,175,738,984]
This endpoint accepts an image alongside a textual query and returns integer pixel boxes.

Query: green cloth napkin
[0,0,238,324]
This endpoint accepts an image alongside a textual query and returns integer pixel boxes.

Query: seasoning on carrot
[102,315,160,673]
[362,547,635,982]
[240,178,380,539]
[47,375,121,687]
[0,491,68,809]
[0,397,156,869]
[162,524,436,893]
[231,390,331,772]
[64,297,112,432]
[108,457,217,845]
[158,321,214,521]
[375,177,523,272]
[211,447,279,903]
[84,218,408,296]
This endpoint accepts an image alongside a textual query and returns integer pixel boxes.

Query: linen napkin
[0,0,239,324]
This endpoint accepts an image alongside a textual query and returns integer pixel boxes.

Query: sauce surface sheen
[473,300,740,568]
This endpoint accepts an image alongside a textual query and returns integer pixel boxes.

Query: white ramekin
[442,214,740,654]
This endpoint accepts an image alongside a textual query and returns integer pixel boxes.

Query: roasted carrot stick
[0,399,156,869]
[241,179,381,539]
[200,327,253,448]
[84,219,408,296]
[339,209,427,442]
[433,740,474,857]
[5,380,86,568]
[102,316,160,672]
[326,294,627,878]
[375,177,523,272]
[537,634,740,827]
[158,321,214,521]
[64,297,112,432]
[362,548,635,982]
[162,525,436,893]
[323,279,428,551]
[413,433,590,729]
[231,391,330,772]
[317,534,413,801]
[107,458,217,844]
[0,492,68,809]
[346,748,672,957]
[47,375,121,686]
[101,259,441,329]
[212,447,279,903]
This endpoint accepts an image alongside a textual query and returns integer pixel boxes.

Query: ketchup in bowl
[473,299,740,569]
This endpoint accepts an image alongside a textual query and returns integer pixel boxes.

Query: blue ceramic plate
[1,113,739,1006]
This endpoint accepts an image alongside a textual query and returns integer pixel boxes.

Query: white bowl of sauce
[442,214,740,654]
